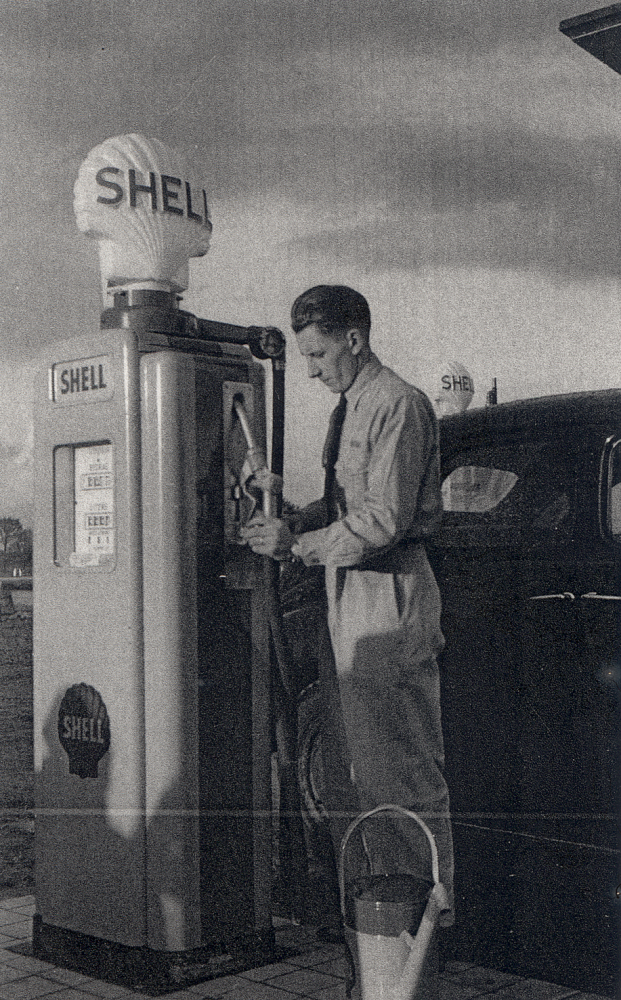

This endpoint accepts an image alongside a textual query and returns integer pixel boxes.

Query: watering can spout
[393,883,450,1000]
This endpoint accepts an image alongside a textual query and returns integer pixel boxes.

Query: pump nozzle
[232,395,280,518]
[232,396,262,463]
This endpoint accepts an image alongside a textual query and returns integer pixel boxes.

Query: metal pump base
[32,916,276,996]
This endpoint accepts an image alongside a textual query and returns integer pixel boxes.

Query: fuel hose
[245,327,296,700]
[247,328,309,914]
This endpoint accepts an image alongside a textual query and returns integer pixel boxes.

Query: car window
[442,466,518,512]
[609,442,621,540]
[437,440,575,547]
[612,485,621,537]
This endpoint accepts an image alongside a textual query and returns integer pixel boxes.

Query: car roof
[439,388,621,442]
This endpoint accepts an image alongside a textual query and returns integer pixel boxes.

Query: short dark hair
[291,285,371,337]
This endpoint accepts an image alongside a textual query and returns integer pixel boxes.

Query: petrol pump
[32,134,287,986]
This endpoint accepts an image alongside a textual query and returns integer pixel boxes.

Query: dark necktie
[323,393,347,523]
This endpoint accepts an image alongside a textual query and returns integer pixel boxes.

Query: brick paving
[0,897,611,1000]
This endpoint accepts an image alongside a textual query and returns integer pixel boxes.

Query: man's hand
[239,513,297,560]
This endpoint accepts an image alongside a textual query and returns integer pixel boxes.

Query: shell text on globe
[96,167,212,230]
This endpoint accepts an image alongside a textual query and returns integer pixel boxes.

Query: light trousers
[317,592,454,924]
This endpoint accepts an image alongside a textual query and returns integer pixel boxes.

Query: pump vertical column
[33,330,146,949]
[140,350,202,952]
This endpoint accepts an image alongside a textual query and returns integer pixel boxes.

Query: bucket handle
[338,804,441,920]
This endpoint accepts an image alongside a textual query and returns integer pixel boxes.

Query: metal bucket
[347,873,433,935]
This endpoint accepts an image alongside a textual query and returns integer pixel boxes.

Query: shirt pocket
[335,450,368,503]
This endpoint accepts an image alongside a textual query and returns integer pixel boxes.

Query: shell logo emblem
[58,683,111,779]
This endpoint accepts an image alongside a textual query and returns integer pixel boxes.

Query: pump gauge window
[53,441,115,568]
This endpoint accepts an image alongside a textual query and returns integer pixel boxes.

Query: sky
[2,0,621,520]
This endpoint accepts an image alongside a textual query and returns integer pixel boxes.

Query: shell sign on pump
[73,133,212,297]
[51,354,114,403]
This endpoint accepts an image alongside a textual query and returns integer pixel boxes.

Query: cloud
[288,206,621,280]
[0,363,34,520]
[0,201,102,362]
[0,445,33,523]
[1,1,619,362]
[1,1,584,154]
[283,115,621,279]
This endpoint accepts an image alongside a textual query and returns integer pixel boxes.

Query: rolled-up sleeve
[292,386,438,568]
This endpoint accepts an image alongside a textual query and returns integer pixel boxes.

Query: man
[241,285,454,924]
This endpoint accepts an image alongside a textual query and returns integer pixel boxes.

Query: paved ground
[0,897,611,1000]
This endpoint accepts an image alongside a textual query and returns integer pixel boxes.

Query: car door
[429,421,620,994]
[510,427,619,990]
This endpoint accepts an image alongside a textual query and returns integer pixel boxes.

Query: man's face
[295,323,359,394]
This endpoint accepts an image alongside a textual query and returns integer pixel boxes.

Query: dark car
[427,389,621,994]
[284,388,620,995]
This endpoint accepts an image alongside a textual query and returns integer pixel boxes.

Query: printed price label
[70,443,115,566]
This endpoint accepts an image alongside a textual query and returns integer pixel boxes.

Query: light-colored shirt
[291,353,445,673]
